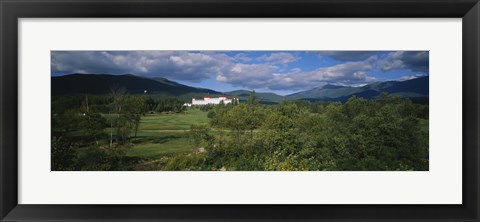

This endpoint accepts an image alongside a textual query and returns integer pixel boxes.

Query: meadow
[126,109,209,159]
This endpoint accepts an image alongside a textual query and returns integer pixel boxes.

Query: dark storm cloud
[51,51,130,74]
[318,51,378,61]
[378,51,429,73]
[51,51,232,82]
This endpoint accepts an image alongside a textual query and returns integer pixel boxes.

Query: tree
[51,109,82,137]
[210,105,230,128]
[107,95,147,145]
[115,114,134,145]
[80,112,107,142]
[232,97,239,105]
[123,96,146,137]
[245,105,263,140]
[155,98,185,113]
[225,104,250,143]
[51,136,77,171]
[144,96,156,113]
[108,85,127,113]
[247,90,260,105]
[75,145,127,171]
[189,124,214,152]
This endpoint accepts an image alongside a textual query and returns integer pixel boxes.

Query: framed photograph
[1,0,479,221]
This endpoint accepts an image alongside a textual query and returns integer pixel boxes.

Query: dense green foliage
[154,98,186,113]
[52,92,428,171]
[196,93,428,171]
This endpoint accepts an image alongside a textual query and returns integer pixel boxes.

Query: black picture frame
[1,0,479,221]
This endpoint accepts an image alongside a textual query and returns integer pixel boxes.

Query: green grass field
[125,109,209,159]
[139,109,209,130]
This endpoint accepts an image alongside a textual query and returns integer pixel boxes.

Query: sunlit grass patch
[139,109,209,130]
[126,132,193,159]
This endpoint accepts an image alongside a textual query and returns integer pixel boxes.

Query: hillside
[287,76,429,101]
[225,90,285,104]
[288,84,362,100]
[52,74,220,97]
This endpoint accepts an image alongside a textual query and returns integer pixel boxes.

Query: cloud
[266,61,376,90]
[52,51,130,75]
[378,51,429,73]
[258,52,299,65]
[233,53,252,62]
[318,51,377,61]
[399,73,428,81]
[216,63,280,88]
[217,60,376,91]
[51,51,233,82]
[399,75,418,81]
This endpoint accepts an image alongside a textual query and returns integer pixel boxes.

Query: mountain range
[52,74,220,98]
[288,76,429,101]
[52,74,428,103]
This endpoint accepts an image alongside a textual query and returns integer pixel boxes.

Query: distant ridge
[287,76,429,101]
[225,90,285,104]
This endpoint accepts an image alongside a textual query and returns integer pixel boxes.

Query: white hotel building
[185,96,238,106]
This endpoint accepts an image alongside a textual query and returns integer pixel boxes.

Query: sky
[51,51,429,95]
